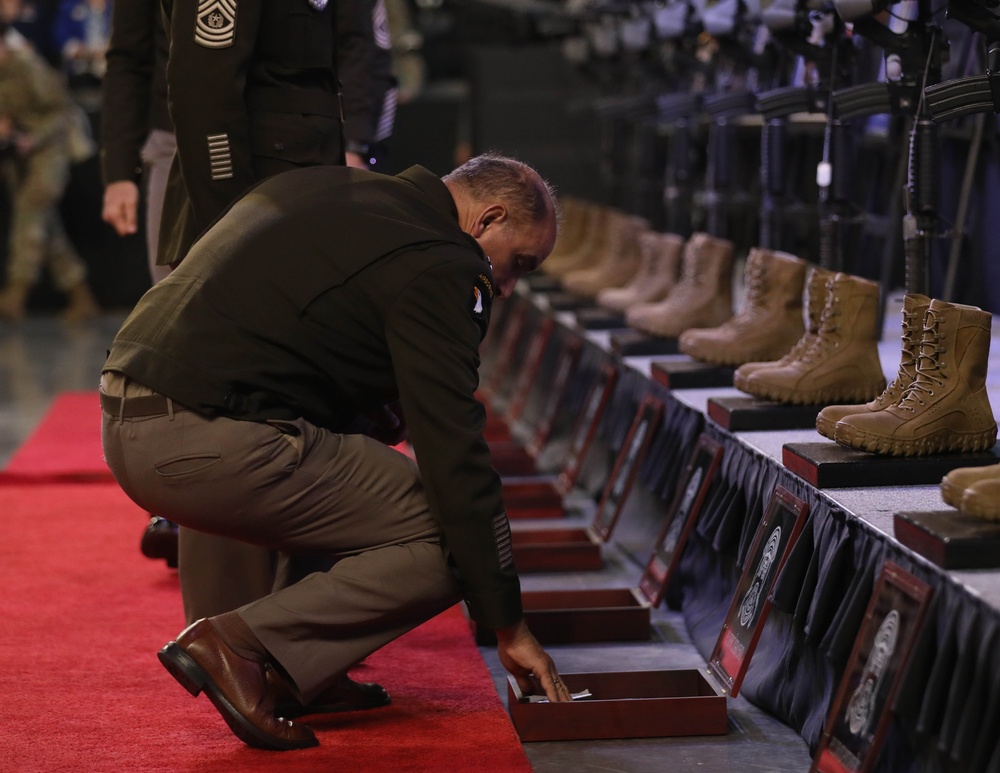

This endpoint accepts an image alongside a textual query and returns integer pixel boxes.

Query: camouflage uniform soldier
[0,27,99,322]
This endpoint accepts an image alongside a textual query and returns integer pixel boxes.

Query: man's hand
[102,180,140,236]
[495,618,571,702]
[345,151,369,169]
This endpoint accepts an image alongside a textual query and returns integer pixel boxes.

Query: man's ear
[476,204,507,236]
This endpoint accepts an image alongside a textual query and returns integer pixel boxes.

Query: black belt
[99,389,191,418]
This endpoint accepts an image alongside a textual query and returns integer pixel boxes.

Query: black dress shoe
[158,619,319,750]
[140,516,178,568]
[266,665,391,718]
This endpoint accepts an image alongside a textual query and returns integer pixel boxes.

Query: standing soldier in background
[100,0,174,286]
[101,1,399,675]
[0,20,99,322]
[158,0,396,269]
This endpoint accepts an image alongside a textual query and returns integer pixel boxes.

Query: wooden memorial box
[475,434,723,646]
[505,485,810,742]
[502,363,619,520]
[511,394,664,572]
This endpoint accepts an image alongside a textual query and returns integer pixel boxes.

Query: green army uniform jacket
[105,164,521,629]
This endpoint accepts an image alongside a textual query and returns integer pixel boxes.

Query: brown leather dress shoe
[158,619,319,750]
[266,665,391,718]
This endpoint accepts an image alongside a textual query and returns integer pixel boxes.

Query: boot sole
[815,414,838,440]
[158,642,318,751]
[740,379,885,407]
[958,495,1000,521]
[940,478,966,509]
[833,425,998,457]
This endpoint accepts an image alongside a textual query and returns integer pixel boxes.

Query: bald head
[443,153,559,234]
[443,153,559,298]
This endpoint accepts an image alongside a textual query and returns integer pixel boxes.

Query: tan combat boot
[957,465,1000,520]
[733,265,835,389]
[624,232,734,338]
[815,294,932,439]
[738,272,886,405]
[546,197,590,264]
[941,463,1000,510]
[678,247,807,366]
[562,214,647,298]
[542,204,613,279]
[834,299,997,456]
[597,231,684,312]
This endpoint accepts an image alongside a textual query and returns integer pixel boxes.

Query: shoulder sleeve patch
[195,0,237,49]
[471,273,493,319]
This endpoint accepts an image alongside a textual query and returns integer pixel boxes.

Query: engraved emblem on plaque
[739,527,782,628]
[846,610,899,736]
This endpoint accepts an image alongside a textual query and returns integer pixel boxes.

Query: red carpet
[0,391,112,482]
[0,400,532,773]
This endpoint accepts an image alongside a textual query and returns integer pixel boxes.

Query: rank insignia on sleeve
[195,0,237,49]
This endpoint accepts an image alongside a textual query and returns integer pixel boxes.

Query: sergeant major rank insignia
[196,0,237,49]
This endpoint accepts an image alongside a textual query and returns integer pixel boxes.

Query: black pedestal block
[575,307,627,330]
[706,396,822,431]
[524,274,563,293]
[610,330,680,357]
[651,360,735,390]
[894,510,1000,569]
[547,292,595,312]
[783,442,1000,488]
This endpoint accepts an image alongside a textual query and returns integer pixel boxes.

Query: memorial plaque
[783,442,999,488]
[894,510,1000,569]
[591,395,665,541]
[707,395,822,431]
[526,337,583,457]
[651,360,736,390]
[708,485,809,697]
[501,364,618,519]
[479,301,528,404]
[504,317,555,425]
[511,394,663,572]
[556,363,619,495]
[811,563,933,773]
[638,434,725,607]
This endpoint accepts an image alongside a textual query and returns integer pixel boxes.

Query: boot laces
[743,260,766,311]
[799,287,840,364]
[876,307,920,405]
[897,311,946,411]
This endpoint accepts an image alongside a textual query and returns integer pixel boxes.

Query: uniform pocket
[250,112,339,165]
[154,454,222,477]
